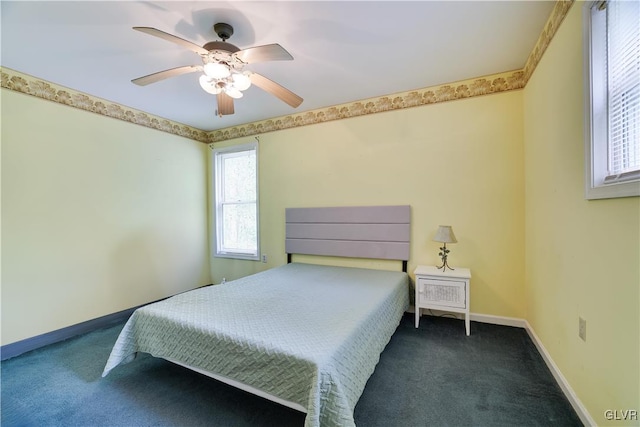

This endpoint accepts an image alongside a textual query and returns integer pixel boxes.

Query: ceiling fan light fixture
[199,75,223,95]
[130,24,302,115]
[204,62,230,79]
[231,72,252,91]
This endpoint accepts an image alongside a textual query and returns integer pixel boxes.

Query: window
[584,0,640,199]
[211,142,259,260]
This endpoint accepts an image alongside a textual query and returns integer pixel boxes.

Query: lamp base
[437,243,455,271]
[436,260,455,272]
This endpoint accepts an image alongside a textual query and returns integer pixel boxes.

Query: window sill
[585,179,640,200]
[214,252,260,261]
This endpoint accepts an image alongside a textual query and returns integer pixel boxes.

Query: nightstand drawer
[417,277,466,308]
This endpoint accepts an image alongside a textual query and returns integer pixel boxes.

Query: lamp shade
[204,62,231,79]
[199,75,222,95]
[433,225,457,244]
[231,72,252,91]
[224,86,244,99]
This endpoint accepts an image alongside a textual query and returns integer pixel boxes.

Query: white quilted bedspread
[102,262,409,427]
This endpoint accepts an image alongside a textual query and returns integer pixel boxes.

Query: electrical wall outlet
[579,317,587,341]
[262,254,267,263]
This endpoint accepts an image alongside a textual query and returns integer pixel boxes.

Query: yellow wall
[211,90,525,318]
[1,89,211,345]
[524,4,640,424]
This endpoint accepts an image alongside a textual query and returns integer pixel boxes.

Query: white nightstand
[414,265,472,335]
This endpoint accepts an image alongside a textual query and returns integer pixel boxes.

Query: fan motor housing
[203,41,239,53]
[214,23,234,41]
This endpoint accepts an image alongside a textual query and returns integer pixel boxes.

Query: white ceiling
[1,1,555,132]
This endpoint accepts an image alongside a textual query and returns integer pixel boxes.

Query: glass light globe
[204,62,230,79]
[231,72,251,91]
[199,75,222,95]
[225,86,244,99]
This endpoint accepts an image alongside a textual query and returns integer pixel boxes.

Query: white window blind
[606,0,640,181]
[584,0,640,198]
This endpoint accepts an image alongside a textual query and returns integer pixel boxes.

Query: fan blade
[250,73,303,108]
[132,65,203,86]
[133,27,208,55]
[234,44,293,64]
[217,93,235,116]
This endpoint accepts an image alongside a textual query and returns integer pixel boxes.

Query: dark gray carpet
[1,314,582,426]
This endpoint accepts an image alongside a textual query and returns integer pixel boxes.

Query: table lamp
[433,225,457,271]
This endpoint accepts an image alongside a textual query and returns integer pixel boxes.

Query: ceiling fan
[131,22,303,116]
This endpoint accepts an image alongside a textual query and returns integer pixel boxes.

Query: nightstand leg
[465,314,470,336]
[415,308,419,328]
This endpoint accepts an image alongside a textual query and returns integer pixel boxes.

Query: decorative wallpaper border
[210,69,526,142]
[0,68,211,143]
[1,0,573,145]
[522,0,574,83]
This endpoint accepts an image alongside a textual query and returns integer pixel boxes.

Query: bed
[102,205,411,427]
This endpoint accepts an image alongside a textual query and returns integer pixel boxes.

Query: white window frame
[210,142,260,261]
[583,0,640,199]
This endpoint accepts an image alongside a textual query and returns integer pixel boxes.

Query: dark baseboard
[1,306,137,361]
[1,284,215,361]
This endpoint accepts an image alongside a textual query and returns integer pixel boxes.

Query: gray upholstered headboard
[285,205,410,272]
